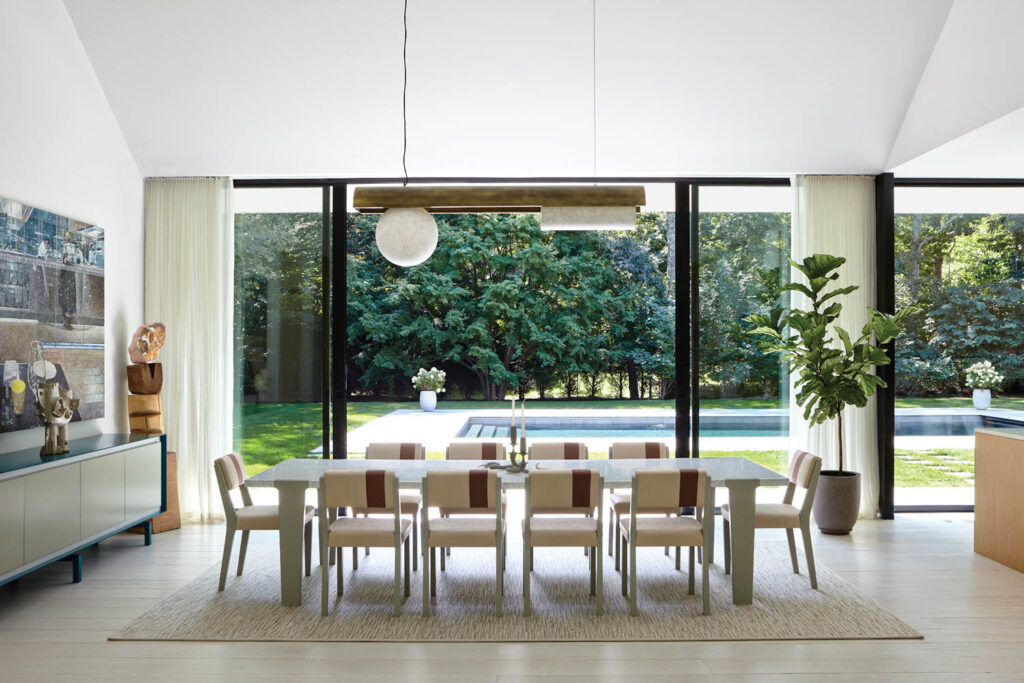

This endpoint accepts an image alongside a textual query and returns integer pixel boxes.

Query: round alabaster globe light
[375,207,438,266]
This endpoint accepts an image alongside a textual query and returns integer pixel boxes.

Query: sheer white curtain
[789,175,879,518]
[144,177,233,521]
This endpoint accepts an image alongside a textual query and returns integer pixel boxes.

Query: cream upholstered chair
[528,442,588,460]
[318,469,412,616]
[722,450,822,589]
[351,442,424,570]
[619,469,713,616]
[446,442,506,461]
[422,470,505,615]
[606,442,669,565]
[214,453,315,592]
[523,469,604,615]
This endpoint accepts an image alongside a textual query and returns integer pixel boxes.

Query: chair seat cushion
[236,504,314,531]
[352,492,422,516]
[523,516,599,547]
[437,491,507,516]
[428,517,504,547]
[721,502,800,529]
[328,516,412,547]
[619,516,703,547]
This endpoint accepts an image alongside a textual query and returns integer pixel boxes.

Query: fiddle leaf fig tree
[746,254,913,473]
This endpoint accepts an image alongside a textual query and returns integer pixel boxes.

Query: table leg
[724,478,759,605]
[274,480,308,607]
[704,485,716,566]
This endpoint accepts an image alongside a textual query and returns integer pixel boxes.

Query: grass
[236,398,1014,480]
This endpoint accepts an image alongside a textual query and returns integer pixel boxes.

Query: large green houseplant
[747,254,911,534]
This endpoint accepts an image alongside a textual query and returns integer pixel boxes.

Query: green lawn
[236,397,1016,479]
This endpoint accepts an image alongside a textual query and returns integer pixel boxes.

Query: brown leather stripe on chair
[468,470,490,508]
[482,442,498,460]
[678,470,700,507]
[399,443,416,460]
[644,442,662,459]
[564,442,582,460]
[365,470,387,508]
[571,469,591,508]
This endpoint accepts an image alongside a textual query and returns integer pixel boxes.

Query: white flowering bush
[411,367,446,393]
[965,361,1003,390]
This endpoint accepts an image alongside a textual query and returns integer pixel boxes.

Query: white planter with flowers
[965,361,1003,410]
[412,367,446,412]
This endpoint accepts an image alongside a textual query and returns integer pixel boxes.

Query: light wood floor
[1,513,1022,682]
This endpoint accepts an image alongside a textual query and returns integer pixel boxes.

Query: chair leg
[620,534,628,597]
[786,528,800,574]
[422,541,430,616]
[329,547,335,567]
[687,547,695,595]
[613,512,621,571]
[218,523,235,591]
[702,541,711,616]
[412,519,419,571]
[696,507,704,564]
[523,540,532,616]
[337,544,344,596]
[529,546,534,572]
[665,514,670,556]
[404,538,411,597]
[366,514,371,557]
[607,510,614,556]
[595,538,604,616]
[352,546,358,570]
[430,548,437,597]
[440,543,446,572]
[723,519,732,575]
[495,541,503,616]
[675,545,681,571]
[304,521,312,577]
[629,535,638,617]
[801,523,818,589]
[236,529,249,577]
[589,545,596,596]
[393,540,402,616]
[320,540,329,617]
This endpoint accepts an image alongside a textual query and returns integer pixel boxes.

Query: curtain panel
[144,177,233,521]
[790,175,879,518]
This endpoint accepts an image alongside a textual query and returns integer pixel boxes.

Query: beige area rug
[112,537,920,642]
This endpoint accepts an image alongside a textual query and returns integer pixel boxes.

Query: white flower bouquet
[965,361,1003,390]
[411,367,446,393]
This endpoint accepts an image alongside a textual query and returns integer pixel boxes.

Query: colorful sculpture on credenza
[127,323,165,435]
[125,322,180,534]
[35,382,79,455]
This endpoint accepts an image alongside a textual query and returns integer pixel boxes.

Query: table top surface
[247,456,789,489]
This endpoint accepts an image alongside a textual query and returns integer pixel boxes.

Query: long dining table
[246,456,788,608]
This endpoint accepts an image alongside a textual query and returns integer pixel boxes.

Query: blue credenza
[0,433,166,586]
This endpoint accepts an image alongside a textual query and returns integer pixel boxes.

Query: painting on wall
[0,196,104,434]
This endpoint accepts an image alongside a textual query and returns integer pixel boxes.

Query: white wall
[0,0,143,453]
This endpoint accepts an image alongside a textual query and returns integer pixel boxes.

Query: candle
[520,400,526,440]
[510,397,516,443]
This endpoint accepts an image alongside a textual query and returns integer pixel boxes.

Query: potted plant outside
[747,254,913,535]
[965,361,1003,410]
[412,367,446,412]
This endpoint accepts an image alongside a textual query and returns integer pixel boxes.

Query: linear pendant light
[353,185,645,215]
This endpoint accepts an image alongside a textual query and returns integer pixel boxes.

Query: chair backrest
[213,453,250,521]
[447,442,507,461]
[424,470,500,511]
[528,442,588,460]
[632,469,707,513]
[365,442,425,460]
[322,469,397,510]
[609,442,668,459]
[785,450,823,513]
[526,469,601,515]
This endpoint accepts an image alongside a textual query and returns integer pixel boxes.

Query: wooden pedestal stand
[127,363,181,534]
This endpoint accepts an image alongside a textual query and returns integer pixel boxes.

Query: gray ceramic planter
[813,471,861,535]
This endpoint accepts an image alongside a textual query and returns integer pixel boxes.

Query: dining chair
[421,469,505,615]
[446,442,507,460]
[318,469,412,616]
[351,442,424,570]
[523,469,604,615]
[619,469,713,616]
[528,442,588,460]
[213,453,315,592]
[722,450,822,589]
[606,442,669,566]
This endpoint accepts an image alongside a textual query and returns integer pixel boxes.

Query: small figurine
[128,322,166,364]
[35,382,79,455]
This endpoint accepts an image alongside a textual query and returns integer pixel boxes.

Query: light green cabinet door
[81,452,126,539]
[125,443,162,521]
[0,478,25,575]
[24,464,81,563]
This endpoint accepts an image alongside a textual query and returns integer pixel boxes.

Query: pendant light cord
[592,0,597,182]
[402,0,409,187]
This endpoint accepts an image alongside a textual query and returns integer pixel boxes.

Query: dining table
[246,456,788,608]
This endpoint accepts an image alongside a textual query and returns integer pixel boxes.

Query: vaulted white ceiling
[60,0,1024,179]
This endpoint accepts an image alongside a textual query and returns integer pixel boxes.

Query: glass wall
[697,185,792,475]
[233,187,326,475]
[343,184,677,459]
[894,186,1024,507]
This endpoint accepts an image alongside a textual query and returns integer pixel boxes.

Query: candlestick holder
[480,434,530,473]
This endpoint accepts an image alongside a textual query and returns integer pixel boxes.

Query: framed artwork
[0,196,104,433]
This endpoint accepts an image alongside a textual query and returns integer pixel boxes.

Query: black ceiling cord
[402,0,409,187]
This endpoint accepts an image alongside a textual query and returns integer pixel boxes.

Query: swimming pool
[455,414,1024,439]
